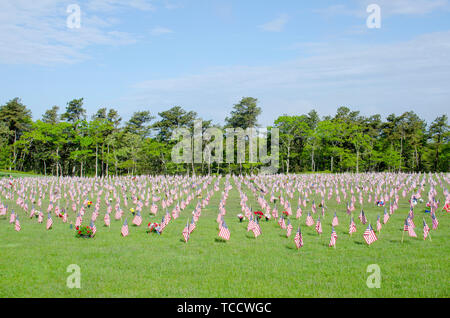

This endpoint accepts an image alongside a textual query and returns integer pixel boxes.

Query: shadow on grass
[285,245,296,250]
[214,238,227,243]
[353,241,365,245]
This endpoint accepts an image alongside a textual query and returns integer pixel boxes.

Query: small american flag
[182,220,190,242]
[90,220,97,236]
[383,208,389,224]
[407,219,417,237]
[329,226,337,247]
[403,217,410,232]
[332,212,339,227]
[363,224,378,245]
[46,213,53,230]
[252,218,262,238]
[376,215,382,232]
[294,226,303,249]
[306,212,314,227]
[15,215,21,232]
[104,212,110,227]
[9,210,15,224]
[349,217,357,235]
[423,219,430,240]
[189,217,196,234]
[247,215,256,232]
[431,213,439,229]
[132,210,142,226]
[121,219,129,237]
[218,220,230,241]
[359,209,367,224]
[286,219,293,237]
[315,217,322,235]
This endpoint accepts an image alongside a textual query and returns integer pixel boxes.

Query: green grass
[0,177,449,298]
[0,170,42,178]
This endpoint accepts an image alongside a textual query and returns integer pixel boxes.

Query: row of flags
[0,173,446,250]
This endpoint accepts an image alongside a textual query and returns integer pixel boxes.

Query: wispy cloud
[150,26,174,36]
[0,0,151,65]
[259,14,289,32]
[130,31,450,125]
[316,0,450,18]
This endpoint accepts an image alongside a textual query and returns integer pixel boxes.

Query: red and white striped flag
[423,219,430,240]
[286,219,293,237]
[315,217,322,235]
[431,213,439,229]
[132,211,142,226]
[15,215,21,232]
[349,217,357,235]
[329,226,337,247]
[218,221,230,241]
[121,219,129,237]
[363,224,378,245]
[189,217,196,234]
[383,208,390,224]
[9,210,15,224]
[252,219,262,238]
[376,215,382,232]
[46,213,53,230]
[306,213,314,227]
[407,219,417,238]
[294,226,303,249]
[182,220,190,243]
[90,220,97,236]
[104,213,110,227]
[332,212,339,227]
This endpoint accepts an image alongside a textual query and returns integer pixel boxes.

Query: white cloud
[0,0,148,65]
[129,31,450,125]
[150,26,174,36]
[316,0,449,18]
[259,14,289,32]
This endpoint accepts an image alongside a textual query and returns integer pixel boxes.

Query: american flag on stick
[306,212,314,227]
[431,212,439,230]
[15,215,21,232]
[286,219,293,237]
[294,226,303,249]
[90,220,97,236]
[104,212,110,227]
[376,215,382,232]
[359,209,367,224]
[349,217,357,235]
[383,207,390,224]
[252,218,262,238]
[46,212,53,230]
[315,217,322,235]
[363,224,378,245]
[9,210,15,224]
[329,226,337,247]
[182,220,190,243]
[121,219,129,237]
[132,210,142,226]
[332,212,339,227]
[407,219,417,238]
[218,220,230,241]
[247,215,256,232]
[189,217,196,234]
[423,219,431,241]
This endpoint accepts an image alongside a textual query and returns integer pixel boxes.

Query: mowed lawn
[0,178,449,298]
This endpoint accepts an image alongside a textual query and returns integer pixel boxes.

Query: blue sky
[1,0,449,126]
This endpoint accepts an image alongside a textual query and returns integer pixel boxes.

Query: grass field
[0,176,449,298]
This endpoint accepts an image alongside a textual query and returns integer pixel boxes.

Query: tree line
[0,97,448,176]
